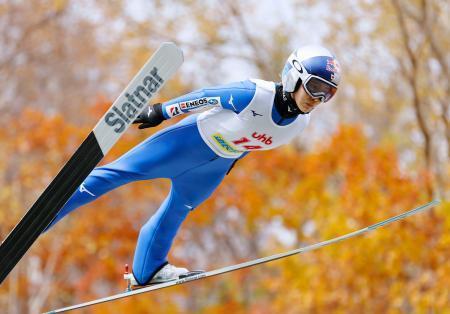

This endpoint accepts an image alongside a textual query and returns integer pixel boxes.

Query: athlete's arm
[161,80,256,118]
[133,80,256,129]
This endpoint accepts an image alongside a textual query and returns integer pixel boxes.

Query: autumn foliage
[0,107,448,313]
[0,1,449,312]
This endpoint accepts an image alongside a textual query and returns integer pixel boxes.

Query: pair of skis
[45,199,440,313]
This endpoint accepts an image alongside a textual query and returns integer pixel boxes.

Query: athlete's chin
[298,104,314,113]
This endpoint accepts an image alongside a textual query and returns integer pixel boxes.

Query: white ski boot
[150,263,189,284]
[124,263,202,291]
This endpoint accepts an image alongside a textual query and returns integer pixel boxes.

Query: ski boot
[124,263,204,291]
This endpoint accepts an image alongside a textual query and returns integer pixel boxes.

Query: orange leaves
[200,124,448,312]
[7,108,85,158]
[88,98,113,121]
[0,108,447,312]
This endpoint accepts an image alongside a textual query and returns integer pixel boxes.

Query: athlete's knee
[171,185,210,210]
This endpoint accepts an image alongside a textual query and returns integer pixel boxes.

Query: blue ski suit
[46,79,310,285]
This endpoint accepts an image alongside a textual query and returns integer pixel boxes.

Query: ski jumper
[46,79,310,285]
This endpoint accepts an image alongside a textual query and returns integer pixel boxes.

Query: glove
[133,103,166,129]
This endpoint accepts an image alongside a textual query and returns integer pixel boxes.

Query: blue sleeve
[160,80,256,119]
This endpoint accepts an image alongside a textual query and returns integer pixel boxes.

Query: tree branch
[391,0,433,196]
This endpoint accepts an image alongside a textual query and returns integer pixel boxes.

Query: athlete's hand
[133,103,166,129]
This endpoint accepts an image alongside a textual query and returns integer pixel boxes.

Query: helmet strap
[275,84,307,117]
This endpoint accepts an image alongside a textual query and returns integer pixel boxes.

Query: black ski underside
[0,132,103,284]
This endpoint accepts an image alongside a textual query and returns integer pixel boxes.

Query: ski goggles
[302,76,337,103]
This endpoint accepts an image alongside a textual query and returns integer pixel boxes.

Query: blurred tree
[0,112,447,313]
[2,0,447,196]
[0,0,96,117]
[303,0,449,198]
[0,1,448,313]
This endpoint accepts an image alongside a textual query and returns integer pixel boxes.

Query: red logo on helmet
[326,58,340,74]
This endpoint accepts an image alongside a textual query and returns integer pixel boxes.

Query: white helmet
[281,45,341,102]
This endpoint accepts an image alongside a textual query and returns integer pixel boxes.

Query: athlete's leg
[45,115,212,230]
[132,156,236,284]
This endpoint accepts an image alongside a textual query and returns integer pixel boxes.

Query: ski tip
[159,42,184,62]
[431,199,441,205]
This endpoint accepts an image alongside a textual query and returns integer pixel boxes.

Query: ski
[0,42,184,285]
[44,199,440,314]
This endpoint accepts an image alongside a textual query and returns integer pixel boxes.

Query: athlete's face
[292,85,321,113]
